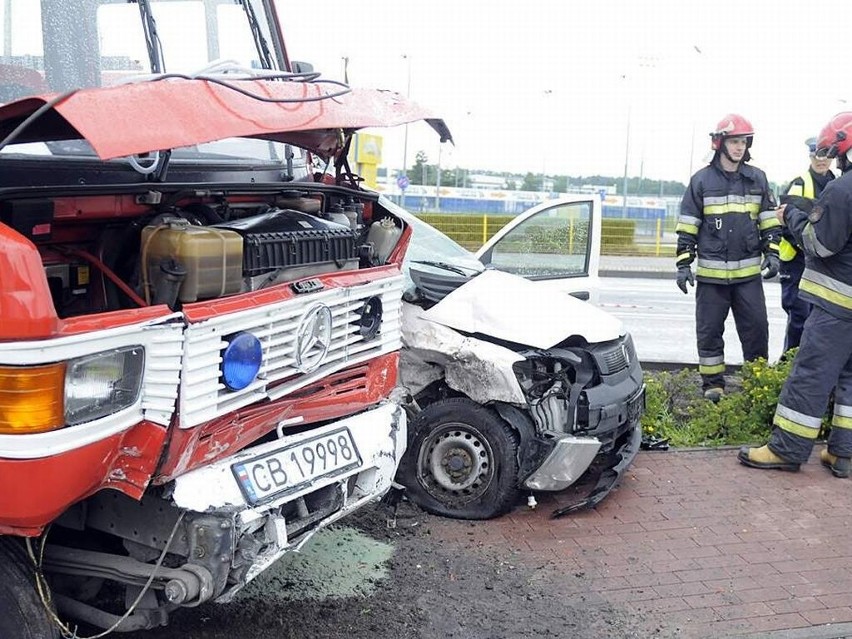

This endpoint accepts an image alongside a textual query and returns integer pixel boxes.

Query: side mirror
[570,290,590,301]
[291,61,314,74]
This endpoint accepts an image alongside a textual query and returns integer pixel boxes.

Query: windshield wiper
[238,0,273,69]
[136,0,165,73]
[409,260,476,277]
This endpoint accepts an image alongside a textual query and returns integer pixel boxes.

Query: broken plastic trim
[550,421,642,518]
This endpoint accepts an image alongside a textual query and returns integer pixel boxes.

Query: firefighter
[739,112,852,478]
[778,137,835,352]
[675,114,781,402]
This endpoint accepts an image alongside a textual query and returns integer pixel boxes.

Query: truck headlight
[65,347,145,425]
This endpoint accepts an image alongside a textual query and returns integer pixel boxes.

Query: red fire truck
[0,1,449,635]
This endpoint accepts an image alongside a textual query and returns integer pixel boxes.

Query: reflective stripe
[774,413,820,439]
[676,222,699,235]
[759,217,782,230]
[678,214,702,227]
[703,194,762,216]
[834,403,852,418]
[779,238,797,261]
[704,202,761,215]
[704,194,762,206]
[696,264,761,280]
[698,355,725,376]
[699,363,726,375]
[767,242,780,253]
[697,257,762,281]
[800,271,852,310]
[676,252,692,264]
[758,209,778,223]
[802,223,835,258]
[697,257,761,271]
[832,414,852,430]
[776,403,823,429]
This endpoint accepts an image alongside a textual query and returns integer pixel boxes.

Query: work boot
[820,449,851,478]
[737,445,800,472]
[703,387,724,403]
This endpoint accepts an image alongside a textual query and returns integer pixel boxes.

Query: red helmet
[815,112,852,159]
[710,114,754,150]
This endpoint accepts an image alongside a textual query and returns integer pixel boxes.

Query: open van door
[475,194,602,303]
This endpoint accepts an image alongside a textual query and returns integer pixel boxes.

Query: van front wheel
[398,398,520,520]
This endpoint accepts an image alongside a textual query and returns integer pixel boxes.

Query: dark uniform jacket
[676,158,781,284]
[784,169,852,321]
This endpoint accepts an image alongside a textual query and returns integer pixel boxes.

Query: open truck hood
[0,78,451,160]
[421,270,624,349]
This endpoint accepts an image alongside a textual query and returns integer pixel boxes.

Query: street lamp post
[400,54,412,208]
[541,90,552,195]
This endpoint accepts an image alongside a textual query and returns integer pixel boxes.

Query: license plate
[627,387,645,423]
[232,427,362,505]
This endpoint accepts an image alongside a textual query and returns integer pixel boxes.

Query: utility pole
[435,143,442,210]
[622,101,631,218]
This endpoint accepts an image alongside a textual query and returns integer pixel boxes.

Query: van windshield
[0,0,284,162]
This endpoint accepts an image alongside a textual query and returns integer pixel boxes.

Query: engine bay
[1,183,405,319]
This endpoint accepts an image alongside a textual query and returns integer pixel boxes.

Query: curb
[600,270,784,283]
[600,269,674,280]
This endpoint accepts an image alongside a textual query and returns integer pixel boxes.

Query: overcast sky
[277,0,851,186]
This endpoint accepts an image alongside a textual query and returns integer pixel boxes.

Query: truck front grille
[178,276,403,427]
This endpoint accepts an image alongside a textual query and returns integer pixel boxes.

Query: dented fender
[399,302,526,405]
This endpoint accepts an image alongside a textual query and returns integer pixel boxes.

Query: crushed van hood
[0,78,451,160]
[421,270,624,349]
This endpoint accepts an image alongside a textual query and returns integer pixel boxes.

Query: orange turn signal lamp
[0,363,66,434]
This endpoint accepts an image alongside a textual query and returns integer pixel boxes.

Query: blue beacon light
[222,332,263,391]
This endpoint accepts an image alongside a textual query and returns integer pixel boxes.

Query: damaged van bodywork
[392,196,644,520]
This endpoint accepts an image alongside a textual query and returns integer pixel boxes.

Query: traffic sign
[397,175,410,190]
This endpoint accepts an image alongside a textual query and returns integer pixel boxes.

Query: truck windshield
[0,0,285,162]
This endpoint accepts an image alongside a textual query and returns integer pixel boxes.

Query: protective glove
[676,265,694,294]
[761,254,780,280]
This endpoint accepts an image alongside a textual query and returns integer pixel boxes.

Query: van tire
[0,537,60,639]
[398,398,520,520]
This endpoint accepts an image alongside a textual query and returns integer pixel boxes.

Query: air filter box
[214,209,360,286]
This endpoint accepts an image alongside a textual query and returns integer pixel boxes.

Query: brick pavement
[427,447,852,638]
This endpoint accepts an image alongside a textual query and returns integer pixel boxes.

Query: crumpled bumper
[523,436,602,492]
[550,418,642,518]
[171,402,406,513]
[169,401,406,601]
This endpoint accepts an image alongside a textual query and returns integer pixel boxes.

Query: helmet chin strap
[839,152,852,174]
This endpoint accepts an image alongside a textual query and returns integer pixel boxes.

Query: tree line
[402,150,688,197]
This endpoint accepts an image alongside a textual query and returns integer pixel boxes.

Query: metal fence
[414,212,678,257]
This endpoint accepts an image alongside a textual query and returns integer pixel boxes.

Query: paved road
[598,276,787,365]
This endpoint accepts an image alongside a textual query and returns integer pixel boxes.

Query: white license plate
[232,427,362,505]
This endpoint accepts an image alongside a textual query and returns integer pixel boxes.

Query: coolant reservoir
[141,219,243,303]
[367,217,403,264]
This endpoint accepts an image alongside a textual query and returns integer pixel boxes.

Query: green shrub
[640,353,831,447]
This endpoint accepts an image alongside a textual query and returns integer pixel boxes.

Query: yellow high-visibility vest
[779,172,815,261]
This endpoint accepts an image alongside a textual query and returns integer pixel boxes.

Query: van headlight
[65,347,145,425]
